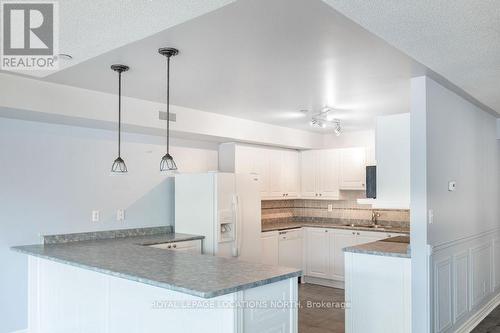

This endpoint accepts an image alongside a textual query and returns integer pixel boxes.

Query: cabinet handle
[352,232,355,235]
[319,193,322,196]
[173,244,177,248]
[325,230,328,233]
[357,232,360,235]
[167,245,172,249]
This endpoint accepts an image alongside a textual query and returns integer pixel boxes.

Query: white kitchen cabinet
[149,239,202,255]
[278,229,303,270]
[305,227,407,283]
[300,150,318,198]
[300,149,340,199]
[318,150,340,199]
[330,229,358,280]
[219,143,299,200]
[282,150,300,198]
[261,231,279,265]
[268,149,299,199]
[340,147,366,190]
[305,228,330,278]
[234,145,270,197]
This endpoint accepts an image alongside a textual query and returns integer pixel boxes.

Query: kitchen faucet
[371,211,381,226]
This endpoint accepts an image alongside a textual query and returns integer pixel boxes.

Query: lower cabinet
[149,239,202,255]
[305,228,330,278]
[305,227,404,282]
[261,227,405,285]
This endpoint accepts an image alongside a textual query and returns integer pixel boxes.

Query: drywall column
[410,76,431,333]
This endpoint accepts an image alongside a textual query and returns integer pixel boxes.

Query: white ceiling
[41,0,425,132]
[322,0,500,116]
[3,0,234,77]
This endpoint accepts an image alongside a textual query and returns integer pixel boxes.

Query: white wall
[411,76,500,333]
[375,113,410,208]
[323,129,375,149]
[426,79,500,246]
[0,118,217,333]
[0,73,324,149]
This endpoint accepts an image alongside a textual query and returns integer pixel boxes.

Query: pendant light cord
[166,56,171,155]
[118,71,122,158]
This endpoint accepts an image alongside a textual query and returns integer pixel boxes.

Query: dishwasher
[278,228,303,271]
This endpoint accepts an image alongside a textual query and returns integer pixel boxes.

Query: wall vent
[159,111,176,122]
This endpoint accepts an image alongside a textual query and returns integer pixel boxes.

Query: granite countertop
[12,231,301,299]
[261,220,410,234]
[343,236,411,258]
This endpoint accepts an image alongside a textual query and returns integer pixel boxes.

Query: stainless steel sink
[365,225,384,229]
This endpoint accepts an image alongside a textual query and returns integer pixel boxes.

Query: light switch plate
[428,209,434,224]
[117,209,125,221]
[92,210,100,223]
[327,204,333,212]
[448,181,457,191]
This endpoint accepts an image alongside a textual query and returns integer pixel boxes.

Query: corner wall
[411,76,500,333]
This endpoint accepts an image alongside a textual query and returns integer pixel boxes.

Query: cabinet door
[267,150,285,199]
[261,231,279,265]
[340,147,366,190]
[278,229,303,269]
[282,150,300,198]
[330,230,358,280]
[305,228,330,278]
[236,146,270,198]
[318,149,340,199]
[300,150,318,198]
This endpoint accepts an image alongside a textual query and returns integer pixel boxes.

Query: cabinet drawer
[149,239,202,254]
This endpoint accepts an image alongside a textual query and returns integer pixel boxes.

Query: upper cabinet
[339,147,366,190]
[220,143,368,200]
[219,143,299,200]
[300,149,340,199]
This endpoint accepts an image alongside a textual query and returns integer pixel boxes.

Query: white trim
[433,228,500,252]
[303,276,344,289]
[10,330,28,333]
[455,292,500,333]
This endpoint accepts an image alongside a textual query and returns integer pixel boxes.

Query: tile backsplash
[262,194,410,229]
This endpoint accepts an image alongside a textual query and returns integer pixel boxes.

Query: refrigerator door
[215,173,236,258]
[234,173,262,263]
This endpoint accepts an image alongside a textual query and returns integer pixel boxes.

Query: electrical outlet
[92,210,100,223]
[428,209,434,224]
[117,209,125,222]
[327,204,333,212]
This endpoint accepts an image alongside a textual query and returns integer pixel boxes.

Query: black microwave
[366,166,376,199]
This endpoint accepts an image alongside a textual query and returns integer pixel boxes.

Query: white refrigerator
[174,172,262,263]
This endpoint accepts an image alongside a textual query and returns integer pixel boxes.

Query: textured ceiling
[2,0,234,77]
[43,0,424,132]
[322,0,500,115]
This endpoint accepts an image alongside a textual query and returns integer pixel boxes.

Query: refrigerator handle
[231,194,241,257]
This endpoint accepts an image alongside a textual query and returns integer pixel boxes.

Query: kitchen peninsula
[12,227,301,333]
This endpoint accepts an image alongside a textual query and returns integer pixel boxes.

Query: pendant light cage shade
[160,153,178,172]
[158,47,179,173]
[110,64,129,175]
[111,157,128,174]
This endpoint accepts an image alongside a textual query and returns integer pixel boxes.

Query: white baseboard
[303,276,345,289]
[10,329,28,333]
[455,292,500,333]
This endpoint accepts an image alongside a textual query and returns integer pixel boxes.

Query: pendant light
[110,64,129,174]
[158,47,179,173]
